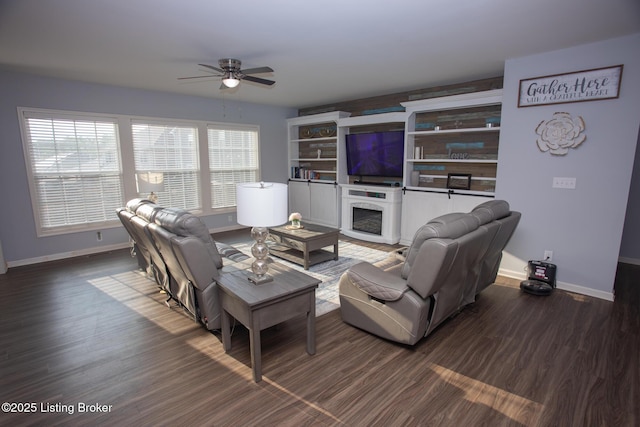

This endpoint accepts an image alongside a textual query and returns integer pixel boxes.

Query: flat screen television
[345,130,405,177]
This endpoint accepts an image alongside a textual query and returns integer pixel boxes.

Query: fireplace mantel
[340,184,402,244]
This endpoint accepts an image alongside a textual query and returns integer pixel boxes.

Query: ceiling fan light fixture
[222,73,240,88]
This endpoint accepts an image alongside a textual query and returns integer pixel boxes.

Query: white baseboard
[498,267,614,302]
[6,225,247,269]
[618,256,640,266]
[8,242,131,268]
[497,268,527,281]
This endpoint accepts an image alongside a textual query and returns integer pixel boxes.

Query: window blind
[131,122,200,210]
[208,126,259,209]
[22,112,123,234]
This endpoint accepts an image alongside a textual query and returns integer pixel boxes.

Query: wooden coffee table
[217,262,320,382]
[268,223,339,270]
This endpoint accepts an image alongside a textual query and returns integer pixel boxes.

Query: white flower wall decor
[535,112,586,156]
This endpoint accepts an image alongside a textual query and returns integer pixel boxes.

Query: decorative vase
[410,170,420,187]
[291,219,301,228]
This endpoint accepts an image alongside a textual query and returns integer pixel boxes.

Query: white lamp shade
[136,172,165,193]
[236,182,288,227]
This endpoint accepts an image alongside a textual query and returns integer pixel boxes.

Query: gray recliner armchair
[339,200,520,345]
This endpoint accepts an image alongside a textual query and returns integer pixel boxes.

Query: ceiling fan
[179,58,275,89]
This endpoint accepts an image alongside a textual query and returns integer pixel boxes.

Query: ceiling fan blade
[178,75,217,80]
[242,75,275,86]
[240,66,273,75]
[198,63,224,74]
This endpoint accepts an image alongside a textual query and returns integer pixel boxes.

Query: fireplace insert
[352,207,382,235]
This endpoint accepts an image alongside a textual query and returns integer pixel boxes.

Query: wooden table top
[216,263,320,307]
[269,223,339,242]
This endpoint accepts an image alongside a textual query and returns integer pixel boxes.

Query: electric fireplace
[340,184,402,244]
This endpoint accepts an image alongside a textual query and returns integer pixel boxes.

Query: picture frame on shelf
[447,173,472,190]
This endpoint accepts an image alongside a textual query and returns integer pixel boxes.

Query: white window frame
[131,119,201,211]
[207,123,261,210]
[18,108,263,236]
[18,107,124,237]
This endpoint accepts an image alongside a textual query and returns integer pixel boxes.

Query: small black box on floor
[521,260,557,296]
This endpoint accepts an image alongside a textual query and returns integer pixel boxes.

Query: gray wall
[497,33,640,299]
[0,70,296,264]
[620,130,640,264]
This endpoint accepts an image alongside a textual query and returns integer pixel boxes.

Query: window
[208,125,260,209]
[19,108,263,236]
[20,109,123,235]
[132,121,200,210]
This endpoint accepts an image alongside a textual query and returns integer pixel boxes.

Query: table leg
[307,291,316,355]
[333,241,339,261]
[249,316,262,382]
[303,247,310,270]
[221,309,231,352]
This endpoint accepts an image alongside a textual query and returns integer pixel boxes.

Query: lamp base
[247,226,273,285]
[247,273,273,285]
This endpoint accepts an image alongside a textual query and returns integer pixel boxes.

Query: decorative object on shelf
[485,117,501,127]
[415,122,436,130]
[410,170,420,187]
[301,125,337,138]
[317,149,322,159]
[236,182,288,284]
[447,173,472,190]
[535,112,586,156]
[288,212,302,229]
[319,126,337,137]
[518,64,623,107]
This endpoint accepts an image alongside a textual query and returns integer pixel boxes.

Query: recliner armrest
[346,262,409,302]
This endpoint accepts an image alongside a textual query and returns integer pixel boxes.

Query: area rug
[232,240,391,316]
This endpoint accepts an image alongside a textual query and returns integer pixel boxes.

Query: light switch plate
[552,177,576,189]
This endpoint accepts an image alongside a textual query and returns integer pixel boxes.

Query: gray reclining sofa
[338,200,521,345]
[117,199,248,331]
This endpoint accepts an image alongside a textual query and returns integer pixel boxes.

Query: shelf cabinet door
[400,191,489,245]
[309,183,339,227]
[288,180,311,220]
[400,191,451,244]
[288,181,339,228]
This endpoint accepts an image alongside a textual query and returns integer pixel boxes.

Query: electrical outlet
[97,231,103,241]
[544,250,553,261]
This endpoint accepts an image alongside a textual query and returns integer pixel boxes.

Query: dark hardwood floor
[0,230,638,426]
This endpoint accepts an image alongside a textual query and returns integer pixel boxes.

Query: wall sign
[518,65,623,107]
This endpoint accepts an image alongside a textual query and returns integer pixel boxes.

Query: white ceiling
[1,0,639,109]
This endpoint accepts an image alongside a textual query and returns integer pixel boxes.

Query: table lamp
[236,182,288,284]
[137,172,165,203]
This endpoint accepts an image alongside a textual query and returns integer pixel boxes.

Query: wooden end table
[217,263,320,382]
[268,223,339,270]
